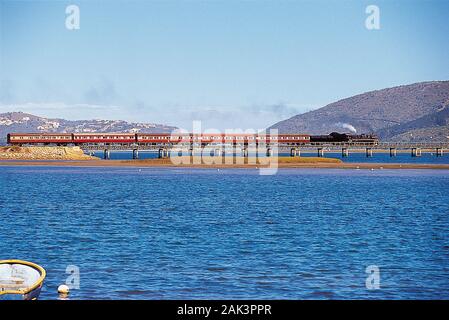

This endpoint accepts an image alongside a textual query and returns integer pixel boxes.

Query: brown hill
[268,81,449,141]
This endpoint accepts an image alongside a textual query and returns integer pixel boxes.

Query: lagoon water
[1,166,448,299]
[92,150,449,164]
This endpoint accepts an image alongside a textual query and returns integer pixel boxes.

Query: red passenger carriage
[72,133,136,145]
[7,133,73,145]
[7,132,314,146]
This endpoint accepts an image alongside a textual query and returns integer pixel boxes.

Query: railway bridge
[81,142,449,160]
[6,132,448,159]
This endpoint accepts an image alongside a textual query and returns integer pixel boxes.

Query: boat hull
[0,260,46,300]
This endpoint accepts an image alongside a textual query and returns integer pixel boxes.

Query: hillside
[268,81,449,142]
[0,112,177,145]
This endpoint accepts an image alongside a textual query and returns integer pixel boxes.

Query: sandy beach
[0,147,448,169]
[1,157,449,170]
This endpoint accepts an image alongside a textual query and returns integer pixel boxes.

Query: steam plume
[336,122,357,133]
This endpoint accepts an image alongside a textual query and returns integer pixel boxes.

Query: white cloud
[158,103,314,131]
[0,102,317,130]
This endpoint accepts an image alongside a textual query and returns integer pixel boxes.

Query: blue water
[1,166,449,300]
[91,150,449,164]
[318,152,449,164]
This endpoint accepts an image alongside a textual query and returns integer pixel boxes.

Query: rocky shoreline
[0,146,98,160]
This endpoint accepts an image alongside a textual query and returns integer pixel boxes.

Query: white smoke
[336,122,357,133]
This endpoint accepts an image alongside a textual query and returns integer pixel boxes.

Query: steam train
[309,132,379,145]
[7,133,309,145]
[6,132,379,146]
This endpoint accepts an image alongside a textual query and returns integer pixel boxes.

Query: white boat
[0,260,46,300]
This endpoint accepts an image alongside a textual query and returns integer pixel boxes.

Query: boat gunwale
[0,259,46,296]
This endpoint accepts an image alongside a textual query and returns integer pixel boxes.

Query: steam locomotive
[309,132,379,145]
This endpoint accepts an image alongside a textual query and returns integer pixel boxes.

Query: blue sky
[1,0,448,130]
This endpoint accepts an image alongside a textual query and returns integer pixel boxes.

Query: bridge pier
[290,148,300,157]
[411,148,421,157]
[132,149,139,160]
[389,147,397,157]
[214,148,223,157]
[436,148,443,157]
[341,148,349,157]
[365,148,373,157]
[103,149,110,160]
[242,148,248,157]
[317,148,324,157]
[158,148,169,158]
